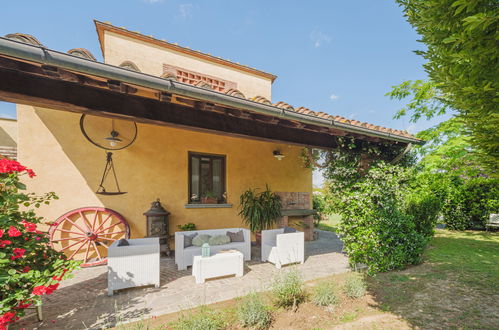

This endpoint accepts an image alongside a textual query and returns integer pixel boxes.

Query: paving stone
[13,230,348,329]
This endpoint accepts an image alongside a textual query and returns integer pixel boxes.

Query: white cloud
[179,4,194,19]
[330,94,339,100]
[368,109,376,114]
[310,28,331,48]
[348,113,357,119]
[143,0,164,3]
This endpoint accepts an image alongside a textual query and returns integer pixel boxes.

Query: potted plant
[239,185,282,244]
[201,191,218,204]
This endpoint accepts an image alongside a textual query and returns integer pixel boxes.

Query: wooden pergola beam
[0,65,339,148]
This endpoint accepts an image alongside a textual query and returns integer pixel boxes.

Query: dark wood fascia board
[0,66,338,149]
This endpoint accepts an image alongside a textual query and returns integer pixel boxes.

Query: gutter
[0,37,424,145]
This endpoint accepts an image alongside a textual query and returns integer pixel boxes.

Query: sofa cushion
[283,226,297,233]
[117,238,129,246]
[183,233,198,248]
[226,230,245,242]
[192,234,211,247]
[209,235,231,245]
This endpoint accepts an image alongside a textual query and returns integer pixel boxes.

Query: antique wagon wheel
[49,207,130,267]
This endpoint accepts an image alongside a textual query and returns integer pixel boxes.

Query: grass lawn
[117,229,499,329]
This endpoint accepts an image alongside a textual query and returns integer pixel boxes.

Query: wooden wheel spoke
[95,222,122,234]
[97,241,109,249]
[91,241,102,261]
[94,214,113,233]
[97,236,121,241]
[79,211,93,232]
[92,210,98,231]
[51,236,85,243]
[64,217,87,234]
[98,230,126,236]
[83,241,91,265]
[54,228,85,236]
[60,238,87,252]
[69,240,87,259]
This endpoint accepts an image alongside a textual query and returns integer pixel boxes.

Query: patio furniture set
[107,227,304,295]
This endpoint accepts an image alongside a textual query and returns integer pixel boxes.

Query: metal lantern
[201,243,210,258]
[143,199,170,256]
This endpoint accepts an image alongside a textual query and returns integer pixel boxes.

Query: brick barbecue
[275,192,316,241]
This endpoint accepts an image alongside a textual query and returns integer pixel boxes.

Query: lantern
[143,199,170,256]
[201,243,211,258]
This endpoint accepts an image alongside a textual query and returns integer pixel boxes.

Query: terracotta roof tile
[274,101,294,111]
[4,33,44,47]
[194,81,213,90]
[225,88,245,99]
[250,96,272,106]
[67,48,96,61]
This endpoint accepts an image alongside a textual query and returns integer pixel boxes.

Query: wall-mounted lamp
[273,150,285,160]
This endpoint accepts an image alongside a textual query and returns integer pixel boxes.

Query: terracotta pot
[201,197,218,204]
[255,231,262,245]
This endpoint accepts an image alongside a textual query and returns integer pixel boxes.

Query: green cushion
[192,234,211,247]
[208,235,231,246]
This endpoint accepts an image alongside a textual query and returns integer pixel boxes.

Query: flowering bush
[0,159,79,329]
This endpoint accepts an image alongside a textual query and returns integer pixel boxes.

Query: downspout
[0,37,424,145]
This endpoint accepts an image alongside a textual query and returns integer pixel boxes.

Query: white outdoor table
[192,250,244,284]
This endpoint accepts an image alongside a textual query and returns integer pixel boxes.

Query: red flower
[0,311,18,328]
[22,266,31,273]
[46,283,59,294]
[21,220,37,232]
[10,248,26,260]
[7,226,21,237]
[0,159,35,178]
[32,285,48,295]
[16,300,32,309]
[0,229,3,237]
[0,240,11,248]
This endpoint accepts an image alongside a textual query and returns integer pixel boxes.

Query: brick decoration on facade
[163,64,237,92]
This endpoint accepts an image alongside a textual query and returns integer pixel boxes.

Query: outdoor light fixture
[104,119,122,147]
[104,130,122,147]
[273,150,285,160]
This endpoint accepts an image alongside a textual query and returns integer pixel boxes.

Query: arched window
[67,48,96,61]
[4,33,43,47]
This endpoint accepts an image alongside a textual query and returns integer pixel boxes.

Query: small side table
[192,251,244,284]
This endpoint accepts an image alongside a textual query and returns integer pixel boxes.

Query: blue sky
[1,1,447,183]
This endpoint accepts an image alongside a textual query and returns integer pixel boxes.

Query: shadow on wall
[0,126,16,147]
[33,107,180,239]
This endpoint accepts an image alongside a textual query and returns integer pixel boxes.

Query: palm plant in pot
[239,185,282,245]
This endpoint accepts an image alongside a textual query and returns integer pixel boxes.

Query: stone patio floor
[15,230,349,329]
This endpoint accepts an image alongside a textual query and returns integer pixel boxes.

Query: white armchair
[261,229,304,268]
[107,237,160,296]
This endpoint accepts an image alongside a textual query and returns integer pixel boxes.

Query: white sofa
[107,237,160,296]
[175,228,251,270]
[261,229,304,268]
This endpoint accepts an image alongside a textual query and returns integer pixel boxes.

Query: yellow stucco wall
[17,105,312,240]
[103,31,273,100]
[0,117,17,147]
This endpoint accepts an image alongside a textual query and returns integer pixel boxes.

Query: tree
[393,1,498,172]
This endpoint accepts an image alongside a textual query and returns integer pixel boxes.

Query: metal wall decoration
[97,152,126,195]
[79,114,138,151]
[79,114,138,195]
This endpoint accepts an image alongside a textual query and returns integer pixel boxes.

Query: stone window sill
[184,204,233,209]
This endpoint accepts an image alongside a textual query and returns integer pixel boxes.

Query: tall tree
[395,0,498,172]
